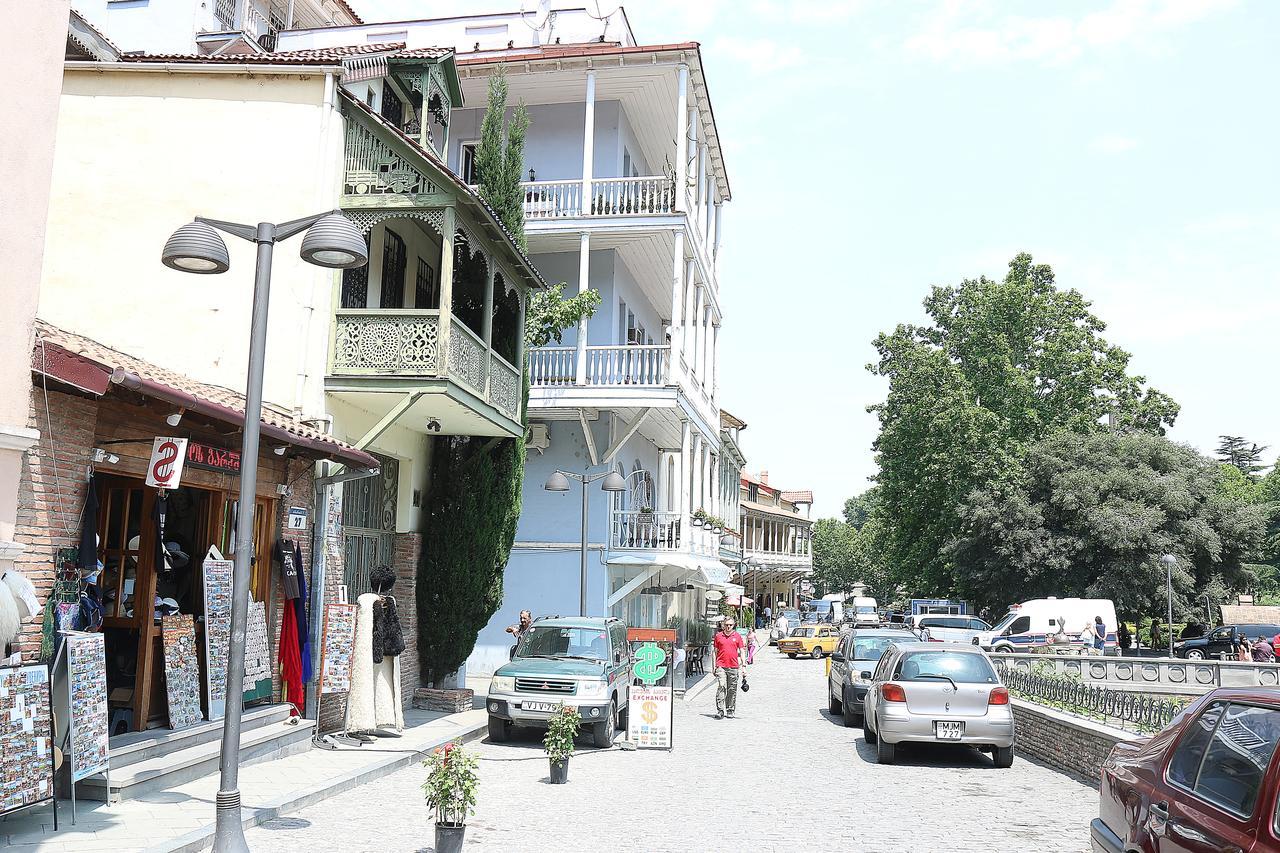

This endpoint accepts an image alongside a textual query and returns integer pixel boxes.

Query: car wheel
[862,713,878,744]
[487,714,509,743]
[841,690,860,728]
[591,701,616,748]
[994,644,1014,654]
[829,689,842,715]
[811,647,824,660]
[1186,649,1205,660]
[616,698,628,731]
[993,744,1014,768]
[876,736,896,764]
[788,653,798,659]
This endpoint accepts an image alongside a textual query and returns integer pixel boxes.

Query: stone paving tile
[245,642,1100,853]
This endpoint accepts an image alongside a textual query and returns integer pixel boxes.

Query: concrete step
[106,704,293,769]
[79,714,316,803]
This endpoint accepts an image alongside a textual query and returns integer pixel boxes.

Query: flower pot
[435,821,466,853]
[548,757,569,784]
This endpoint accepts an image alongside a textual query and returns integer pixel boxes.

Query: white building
[277,7,733,674]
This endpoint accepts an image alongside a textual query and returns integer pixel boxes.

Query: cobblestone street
[246,643,1099,852]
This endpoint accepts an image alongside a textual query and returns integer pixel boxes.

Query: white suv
[907,614,991,644]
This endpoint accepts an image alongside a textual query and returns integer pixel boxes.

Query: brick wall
[1011,698,1138,784]
[393,531,421,708]
[267,458,316,714]
[12,387,97,659]
[317,479,347,733]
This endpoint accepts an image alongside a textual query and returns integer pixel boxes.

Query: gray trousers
[715,667,740,713]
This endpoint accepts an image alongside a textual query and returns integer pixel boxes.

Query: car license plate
[934,721,964,740]
[524,701,561,713]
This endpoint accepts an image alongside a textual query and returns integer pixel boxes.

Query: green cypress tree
[475,68,530,253]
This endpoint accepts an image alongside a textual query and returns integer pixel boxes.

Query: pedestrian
[1150,618,1161,652]
[1237,637,1252,662]
[774,611,789,644]
[1252,635,1276,663]
[746,629,758,665]
[713,615,747,719]
[1091,615,1106,655]
[505,609,532,658]
[1080,620,1097,655]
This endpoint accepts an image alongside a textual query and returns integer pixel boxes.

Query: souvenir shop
[0,322,381,814]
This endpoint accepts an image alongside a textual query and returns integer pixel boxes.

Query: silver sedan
[861,642,1015,767]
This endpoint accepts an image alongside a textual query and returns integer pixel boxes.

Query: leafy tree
[475,67,530,253]
[526,284,603,349]
[811,514,894,602]
[868,253,1179,595]
[842,487,879,530]
[947,430,1266,620]
[1216,435,1270,480]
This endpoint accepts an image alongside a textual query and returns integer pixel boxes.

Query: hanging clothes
[278,593,303,716]
[372,596,406,663]
[273,539,301,601]
[346,592,402,733]
[292,543,312,684]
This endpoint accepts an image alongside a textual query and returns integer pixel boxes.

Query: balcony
[529,344,669,388]
[520,177,677,221]
[609,509,720,558]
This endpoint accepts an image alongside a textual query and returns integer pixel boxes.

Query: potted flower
[422,742,478,853]
[543,705,580,784]
[637,505,655,525]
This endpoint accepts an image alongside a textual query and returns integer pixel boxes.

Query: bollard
[825,655,832,678]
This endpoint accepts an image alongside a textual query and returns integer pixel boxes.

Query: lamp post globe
[162,221,230,274]
[299,213,368,269]
[601,471,627,492]
[544,470,570,492]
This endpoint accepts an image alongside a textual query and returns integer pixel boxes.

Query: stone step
[105,704,293,769]
[79,714,316,803]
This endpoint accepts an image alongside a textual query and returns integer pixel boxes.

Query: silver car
[828,628,918,727]
[861,642,1015,768]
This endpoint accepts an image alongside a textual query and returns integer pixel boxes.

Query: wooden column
[668,229,685,381]
[436,207,456,378]
[582,70,596,215]
[575,231,591,385]
[674,65,688,213]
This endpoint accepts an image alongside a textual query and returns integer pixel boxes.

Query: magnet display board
[201,547,233,720]
[161,615,203,730]
[0,664,56,816]
[66,633,109,782]
[242,599,271,695]
[318,603,357,694]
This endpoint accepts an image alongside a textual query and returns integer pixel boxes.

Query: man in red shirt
[713,616,747,719]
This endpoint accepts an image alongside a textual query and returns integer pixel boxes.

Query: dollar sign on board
[641,700,658,725]
[632,642,667,685]
[152,440,180,484]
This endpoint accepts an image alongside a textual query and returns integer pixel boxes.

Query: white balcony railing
[611,510,682,551]
[529,344,670,388]
[516,177,676,220]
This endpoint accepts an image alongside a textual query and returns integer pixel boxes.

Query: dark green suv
[486,616,631,747]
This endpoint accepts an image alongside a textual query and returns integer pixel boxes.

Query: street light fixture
[544,469,626,616]
[1161,554,1177,659]
[162,210,366,853]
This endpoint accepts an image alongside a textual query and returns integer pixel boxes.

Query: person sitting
[1252,635,1276,663]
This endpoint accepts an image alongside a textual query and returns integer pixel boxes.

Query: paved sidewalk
[0,706,486,853]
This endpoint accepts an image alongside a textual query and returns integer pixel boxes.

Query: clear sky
[360,1,1280,519]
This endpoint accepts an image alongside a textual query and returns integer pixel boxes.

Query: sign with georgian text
[185,441,241,474]
[626,685,673,750]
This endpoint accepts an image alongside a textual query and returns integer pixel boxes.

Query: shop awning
[32,319,379,471]
[606,553,735,588]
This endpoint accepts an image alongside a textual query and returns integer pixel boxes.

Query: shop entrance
[94,474,274,733]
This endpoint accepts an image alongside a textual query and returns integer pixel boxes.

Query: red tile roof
[122,42,408,64]
[720,409,747,431]
[781,490,814,504]
[453,40,700,65]
[333,0,363,25]
[33,320,377,469]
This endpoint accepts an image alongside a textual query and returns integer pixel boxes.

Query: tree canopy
[1216,435,1270,480]
[868,253,1179,595]
[475,68,529,253]
[946,430,1265,619]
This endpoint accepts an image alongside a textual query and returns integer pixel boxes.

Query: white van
[850,596,879,627]
[975,597,1117,654]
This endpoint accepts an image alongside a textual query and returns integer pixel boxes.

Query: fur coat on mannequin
[345,592,403,733]
[0,581,19,652]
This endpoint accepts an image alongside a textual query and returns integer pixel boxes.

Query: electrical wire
[37,336,89,539]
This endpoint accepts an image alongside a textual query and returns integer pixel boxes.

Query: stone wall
[393,531,421,709]
[1011,698,1139,784]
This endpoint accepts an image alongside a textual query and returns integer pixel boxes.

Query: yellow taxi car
[777,624,842,659]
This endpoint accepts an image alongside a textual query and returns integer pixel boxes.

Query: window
[460,142,479,185]
[380,81,403,129]
[367,30,409,44]
[968,619,990,631]
[341,454,398,596]
[415,257,438,309]
[340,234,372,308]
[895,652,999,684]
[1169,702,1280,818]
[1008,616,1031,634]
[380,229,407,308]
[850,637,897,662]
[516,626,609,661]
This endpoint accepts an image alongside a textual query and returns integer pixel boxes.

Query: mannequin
[345,565,404,734]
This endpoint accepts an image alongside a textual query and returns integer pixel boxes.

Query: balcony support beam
[582,70,596,216]
[351,391,423,451]
[606,566,660,608]
[601,408,650,464]
[578,408,599,466]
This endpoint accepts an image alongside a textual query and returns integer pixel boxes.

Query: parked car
[777,624,842,659]
[1174,623,1280,659]
[486,616,631,748]
[769,609,802,645]
[862,642,1015,767]
[906,613,992,644]
[1091,688,1280,853]
[849,596,880,628]
[975,597,1117,654]
[828,627,918,726]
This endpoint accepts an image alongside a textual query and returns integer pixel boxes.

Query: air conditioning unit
[526,423,550,454]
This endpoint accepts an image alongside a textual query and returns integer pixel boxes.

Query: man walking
[713,616,747,719]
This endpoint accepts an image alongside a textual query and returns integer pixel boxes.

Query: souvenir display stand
[51,632,111,823]
[0,663,59,830]
[312,591,362,750]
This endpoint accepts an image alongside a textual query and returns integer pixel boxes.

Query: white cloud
[1090,134,1140,154]
[904,0,1238,67]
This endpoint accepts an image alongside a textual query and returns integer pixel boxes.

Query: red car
[1092,688,1280,853]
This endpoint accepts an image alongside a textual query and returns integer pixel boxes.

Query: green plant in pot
[422,742,478,853]
[543,705,581,784]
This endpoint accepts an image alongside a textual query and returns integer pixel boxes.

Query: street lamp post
[544,469,627,616]
[162,211,367,853]
[1161,554,1177,659]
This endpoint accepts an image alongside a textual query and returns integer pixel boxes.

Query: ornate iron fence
[1002,667,1184,732]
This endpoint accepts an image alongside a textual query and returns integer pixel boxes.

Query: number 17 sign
[146,437,189,489]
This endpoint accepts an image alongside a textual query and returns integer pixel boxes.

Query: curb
[145,718,488,853]
[682,672,716,702]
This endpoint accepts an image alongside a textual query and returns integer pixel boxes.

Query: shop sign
[185,441,241,474]
[626,685,673,750]
[145,437,188,489]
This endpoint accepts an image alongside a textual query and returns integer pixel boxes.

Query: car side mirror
[860,670,872,680]
[831,652,845,662]
[509,645,516,660]
[614,651,623,665]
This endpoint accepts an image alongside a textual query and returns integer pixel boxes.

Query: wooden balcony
[529,344,669,388]
[513,177,677,221]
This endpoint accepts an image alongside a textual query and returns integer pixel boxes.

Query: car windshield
[990,611,1018,633]
[515,625,609,660]
[856,606,876,613]
[851,637,897,661]
[898,651,999,684]
[789,628,816,638]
